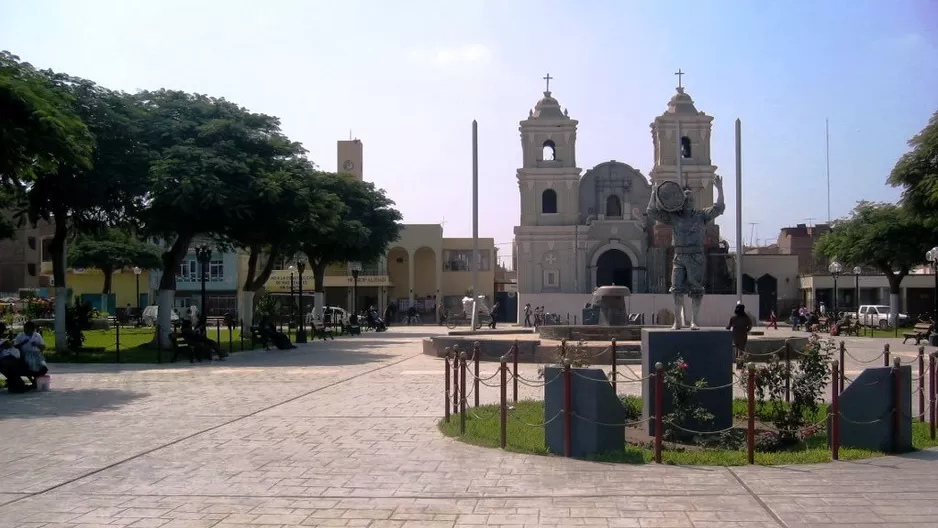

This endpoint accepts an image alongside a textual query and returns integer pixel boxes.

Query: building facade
[513,81,720,297]
[0,220,54,294]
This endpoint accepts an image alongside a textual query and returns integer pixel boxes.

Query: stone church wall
[518,293,760,328]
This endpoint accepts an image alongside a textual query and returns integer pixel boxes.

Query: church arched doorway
[596,249,632,290]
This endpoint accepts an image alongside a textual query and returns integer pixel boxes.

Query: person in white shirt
[1,321,47,393]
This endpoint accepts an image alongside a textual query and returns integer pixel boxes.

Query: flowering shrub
[743,334,833,445]
[662,355,714,441]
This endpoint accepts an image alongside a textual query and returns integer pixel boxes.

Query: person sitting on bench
[261,322,296,350]
[1,321,49,393]
[180,320,227,360]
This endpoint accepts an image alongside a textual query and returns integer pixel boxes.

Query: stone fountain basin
[539,325,663,342]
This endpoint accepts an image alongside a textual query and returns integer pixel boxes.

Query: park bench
[249,326,271,350]
[311,320,334,341]
[169,332,198,363]
[840,318,861,336]
[903,322,933,344]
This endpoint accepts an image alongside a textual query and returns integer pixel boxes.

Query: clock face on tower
[342,160,355,171]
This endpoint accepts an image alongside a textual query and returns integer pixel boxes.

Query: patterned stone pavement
[0,326,936,528]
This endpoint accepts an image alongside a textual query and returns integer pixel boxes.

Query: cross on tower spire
[674,69,685,89]
[543,72,553,93]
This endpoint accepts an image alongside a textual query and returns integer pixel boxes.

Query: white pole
[735,118,743,305]
[825,118,831,224]
[470,120,480,332]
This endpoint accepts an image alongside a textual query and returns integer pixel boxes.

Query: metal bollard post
[919,347,926,422]
[884,343,890,367]
[892,356,901,453]
[473,341,481,408]
[838,341,846,393]
[512,340,519,403]
[831,360,840,460]
[452,346,460,415]
[499,356,507,449]
[459,351,467,435]
[156,324,162,363]
[228,324,233,354]
[563,358,572,458]
[444,347,451,423]
[747,363,756,464]
[216,319,221,344]
[654,362,664,464]
[930,352,936,441]
[610,338,618,394]
[115,320,121,363]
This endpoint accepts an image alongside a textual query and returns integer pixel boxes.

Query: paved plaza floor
[1,326,936,528]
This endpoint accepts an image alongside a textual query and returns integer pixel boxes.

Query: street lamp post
[296,260,307,343]
[349,262,362,316]
[852,266,861,317]
[828,260,843,319]
[195,245,213,334]
[133,267,142,310]
[288,265,296,328]
[926,247,938,322]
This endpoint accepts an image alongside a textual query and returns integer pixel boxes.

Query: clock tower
[337,138,363,181]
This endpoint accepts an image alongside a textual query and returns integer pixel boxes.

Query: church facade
[513,80,723,299]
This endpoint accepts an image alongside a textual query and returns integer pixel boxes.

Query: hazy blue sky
[3,0,936,267]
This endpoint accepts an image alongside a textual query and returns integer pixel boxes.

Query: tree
[9,66,146,350]
[68,230,162,294]
[888,110,938,222]
[132,90,307,342]
[222,159,344,328]
[814,201,935,323]
[0,51,93,189]
[299,173,403,311]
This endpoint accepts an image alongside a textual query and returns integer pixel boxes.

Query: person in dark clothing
[726,304,753,360]
[488,302,500,329]
[180,320,226,360]
[523,303,532,327]
[407,305,417,325]
[262,321,297,350]
[384,304,394,328]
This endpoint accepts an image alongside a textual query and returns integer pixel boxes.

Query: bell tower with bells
[515,73,582,229]
[648,70,721,248]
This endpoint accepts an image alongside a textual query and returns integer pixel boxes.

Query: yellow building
[64,267,153,312]
[260,138,496,322]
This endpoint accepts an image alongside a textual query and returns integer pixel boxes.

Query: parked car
[856,305,909,328]
[306,306,348,328]
[141,305,180,327]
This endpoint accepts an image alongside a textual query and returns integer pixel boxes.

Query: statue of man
[646,176,725,330]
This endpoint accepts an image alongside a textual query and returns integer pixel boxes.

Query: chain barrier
[510,410,564,428]
[663,420,743,436]
[512,370,563,387]
[572,412,652,428]
[570,368,651,384]
[668,379,737,391]
[840,408,894,426]
[842,348,887,364]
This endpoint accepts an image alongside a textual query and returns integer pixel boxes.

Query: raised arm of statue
[646,184,671,224]
[702,175,726,222]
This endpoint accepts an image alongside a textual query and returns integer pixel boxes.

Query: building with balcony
[147,243,244,316]
[0,220,54,294]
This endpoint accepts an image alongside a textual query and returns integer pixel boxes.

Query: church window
[542,140,556,161]
[680,136,692,158]
[543,270,559,288]
[605,195,622,217]
[541,189,558,214]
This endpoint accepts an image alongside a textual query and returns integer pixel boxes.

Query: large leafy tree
[0,51,92,189]
[68,230,162,294]
[888,110,938,222]
[132,90,306,341]
[222,159,344,327]
[814,201,935,322]
[8,66,146,350]
[300,173,403,306]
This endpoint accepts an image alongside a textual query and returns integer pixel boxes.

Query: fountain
[538,285,658,342]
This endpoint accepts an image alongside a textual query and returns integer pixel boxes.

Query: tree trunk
[49,211,68,352]
[883,268,907,327]
[101,267,114,294]
[154,234,193,345]
[311,259,326,319]
[239,245,279,329]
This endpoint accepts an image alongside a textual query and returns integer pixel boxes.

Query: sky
[2,0,937,268]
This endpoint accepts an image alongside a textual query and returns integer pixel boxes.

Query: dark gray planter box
[641,328,734,437]
[544,367,625,457]
[829,365,912,453]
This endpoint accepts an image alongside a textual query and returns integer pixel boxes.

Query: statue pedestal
[641,328,734,437]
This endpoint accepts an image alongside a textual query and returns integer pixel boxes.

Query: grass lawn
[38,325,302,363]
[440,397,938,466]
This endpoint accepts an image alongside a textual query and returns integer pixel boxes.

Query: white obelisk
[470,120,480,332]
[735,119,743,304]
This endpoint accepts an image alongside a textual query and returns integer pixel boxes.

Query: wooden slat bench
[903,322,933,345]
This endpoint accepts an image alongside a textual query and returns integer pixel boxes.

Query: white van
[141,305,181,327]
